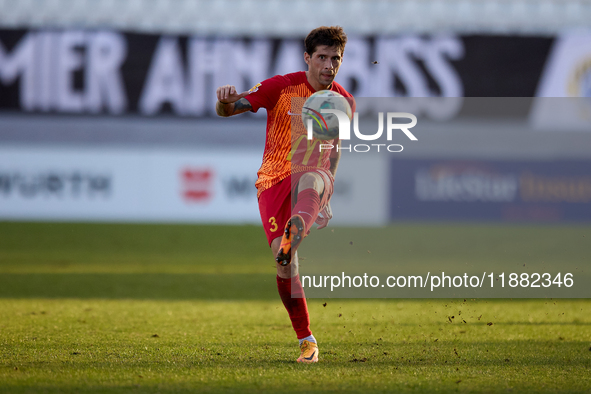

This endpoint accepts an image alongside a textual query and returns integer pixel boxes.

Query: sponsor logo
[414,164,518,202]
[520,172,591,203]
[0,171,111,199]
[181,168,213,203]
[248,83,261,93]
[223,176,256,199]
[304,350,316,361]
[297,210,312,219]
[181,168,257,203]
[413,164,591,204]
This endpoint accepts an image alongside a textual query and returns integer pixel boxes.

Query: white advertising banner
[0,146,388,225]
[0,146,261,223]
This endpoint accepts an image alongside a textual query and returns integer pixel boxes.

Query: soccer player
[215,26,353,363]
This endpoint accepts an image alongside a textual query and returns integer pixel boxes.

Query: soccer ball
[301,90,352,140]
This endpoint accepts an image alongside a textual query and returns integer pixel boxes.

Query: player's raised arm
[215,85,252,117]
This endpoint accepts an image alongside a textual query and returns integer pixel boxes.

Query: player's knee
[275,252,299,277]
[298,173,323,193]
[276,263,290,276]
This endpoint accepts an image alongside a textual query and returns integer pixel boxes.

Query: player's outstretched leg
[275,214,305,266]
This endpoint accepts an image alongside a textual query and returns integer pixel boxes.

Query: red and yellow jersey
[245,71,353,197]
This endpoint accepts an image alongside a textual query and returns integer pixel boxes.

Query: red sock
[277,275,312,340]
[293,188,321,232]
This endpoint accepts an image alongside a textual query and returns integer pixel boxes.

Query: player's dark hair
[305,26,347,56]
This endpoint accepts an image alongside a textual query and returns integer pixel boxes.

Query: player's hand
[216,85,249,104]
[315,201,333,230]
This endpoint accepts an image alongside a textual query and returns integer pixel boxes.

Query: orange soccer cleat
[275,214,305,266]
[296,340,319,363]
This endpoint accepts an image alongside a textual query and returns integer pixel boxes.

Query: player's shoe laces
[275,214,305,266]
[297,340,319,363]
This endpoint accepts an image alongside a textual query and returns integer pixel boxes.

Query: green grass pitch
[0,222,590,393]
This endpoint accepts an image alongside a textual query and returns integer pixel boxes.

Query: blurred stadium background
[2,3,591,391]
[1,0,590,225]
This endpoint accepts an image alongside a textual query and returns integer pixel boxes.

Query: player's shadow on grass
[0,273,278,300]
[197,340,591,368]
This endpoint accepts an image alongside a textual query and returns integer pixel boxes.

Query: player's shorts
[258,168,334,246]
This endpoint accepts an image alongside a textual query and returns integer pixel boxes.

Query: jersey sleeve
[244,75,287,113]
[332,82,356,114]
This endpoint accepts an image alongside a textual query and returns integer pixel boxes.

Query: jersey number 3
[269,217,278,232]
